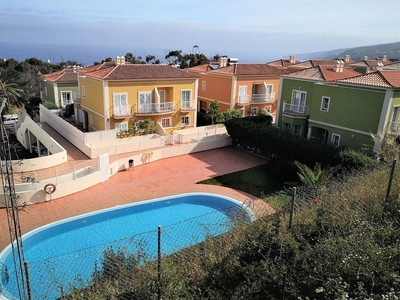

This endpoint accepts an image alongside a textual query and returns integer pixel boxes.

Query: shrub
[339,147,378,170]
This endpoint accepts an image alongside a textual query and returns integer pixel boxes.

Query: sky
[1,0,399,65]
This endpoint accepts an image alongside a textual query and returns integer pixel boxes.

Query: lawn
[197,164,293,210]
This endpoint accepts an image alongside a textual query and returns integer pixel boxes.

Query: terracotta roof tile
[43,69,78,83]
[207,64,286,76]
[283,66,360,82]
[79,63,199,80]
[336,70,400,88]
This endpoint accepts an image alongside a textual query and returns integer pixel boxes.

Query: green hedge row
[225,118,378,170]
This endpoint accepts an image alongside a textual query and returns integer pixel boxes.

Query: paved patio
[0,146,273,251]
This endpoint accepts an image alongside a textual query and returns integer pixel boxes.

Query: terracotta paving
[0,146,273,251]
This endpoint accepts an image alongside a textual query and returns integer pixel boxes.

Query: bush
[339,147,378,170]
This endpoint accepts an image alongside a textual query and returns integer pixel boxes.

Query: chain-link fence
[1,199,262,300]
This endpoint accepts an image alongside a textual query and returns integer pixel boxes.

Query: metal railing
[113,104,132,117]
[237,93,275,104]
[180,100,196,110]
[282,102,310,116]
[137,102,174,114]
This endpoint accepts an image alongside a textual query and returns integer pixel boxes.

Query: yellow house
[74,57,199,134]
[188,57,286,119]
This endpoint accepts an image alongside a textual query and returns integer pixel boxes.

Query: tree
[207,101,224,124]
[165,50,183,65]
[294,161,341,185]
[223,108,242,122]
[0,69,26,110]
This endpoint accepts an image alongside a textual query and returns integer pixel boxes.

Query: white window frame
[239,109,245,117]
[320,96,330,112]
[291,90,307,113]
[115,122,128,133]
[88,115,93,127]
[202,81,206,91]
[161,117,172,128]
[238,85,248,103]
[159,90,165,109]
[293,125,302,136]
[138,91,152,112]
[265,105,272,112]
[331,133,341,147]
[283,123,291,132]
[181,116,190,126]
[82,86,86,98]
[61,91,72,106]
[113,93,128,115]
[181,90,191,108]
[250,107,258,116]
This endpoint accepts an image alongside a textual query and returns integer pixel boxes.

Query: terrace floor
[0,145,273,251]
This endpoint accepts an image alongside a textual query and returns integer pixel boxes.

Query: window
[293,125,302,136]
[181,90,191,108]
[283,123,291,132]
[238,86,247,103]
[82,86,86,98]
[115,122,128,133]
[239,109,244,117]
[331,134,341,147]
[88,115,93,127]
[181,116,190,125]
[61,91,72,106]
[250,107,258,116]
[291,90,307,113]
[320,96,330,112]
[265,105,272,113]
[139,92,152,112]
[202,81,206,91]
[161,118,172,128]
[159,90,165,109]
[113,93,128,115]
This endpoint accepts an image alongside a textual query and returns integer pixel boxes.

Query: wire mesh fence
[0,200,260,300]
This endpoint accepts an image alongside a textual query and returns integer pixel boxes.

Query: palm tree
[0,69,26,110]
[294,161,341,185]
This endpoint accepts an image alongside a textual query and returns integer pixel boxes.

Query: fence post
[385,159,397,204]
[158,226,162,300]
[281,271,287,300]
[289,187,296,229]
[24,261,32,300]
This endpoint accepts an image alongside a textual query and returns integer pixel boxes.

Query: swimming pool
[0,193,254,299]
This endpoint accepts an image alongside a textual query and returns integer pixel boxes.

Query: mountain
[293,42,400,61]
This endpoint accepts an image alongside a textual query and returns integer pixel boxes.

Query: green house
[42,68,79,108]
[276,62,400,152]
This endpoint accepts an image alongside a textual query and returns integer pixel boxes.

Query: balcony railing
[237,93,275,105]
[113,104,132,118]
[73,92,81,103]
[388,121,400,135]
[137,101,174,115]
[180,100,196,111]
[282,102,310,116]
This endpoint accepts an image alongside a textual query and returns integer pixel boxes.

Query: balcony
[282,102,310,117]
[237,93,275,106]
[135,101,175,117]
[113,104,132,119]
[388,122,400,136]
[73,92,81,103]
[180,100,197,112]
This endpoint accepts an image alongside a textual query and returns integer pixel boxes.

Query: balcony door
[292,90,306,113]
[113,93,128,115]
[139,92,151,112]
[238,86,247,103]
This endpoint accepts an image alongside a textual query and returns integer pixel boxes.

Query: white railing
[251,93,275,103]
[282,102,310,115]
[180,100,196,110]
[114,104,132,116]
[389,122,400,134]
[73,91,80,101]
[138,101,174,113]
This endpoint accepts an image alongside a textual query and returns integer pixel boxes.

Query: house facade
[188,58,286,119]
[74,57,199,133]
[276,63,400,152]
[42,68,79,108]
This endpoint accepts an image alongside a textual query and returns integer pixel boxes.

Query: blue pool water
[0,193,254,300]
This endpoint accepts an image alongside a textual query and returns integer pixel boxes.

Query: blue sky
[1,0,399,64]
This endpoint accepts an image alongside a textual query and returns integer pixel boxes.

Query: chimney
[363,56,368,61]
[382,55,387,62]
[345,55,350,62]
[289,55,296,64]
[376,62,384,71]
[116,56,126,65]
[334,60,344,72]
[219,56,227,68]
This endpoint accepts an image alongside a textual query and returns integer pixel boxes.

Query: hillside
[293,41,400,61]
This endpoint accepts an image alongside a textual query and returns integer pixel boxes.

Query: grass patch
[198,164,292,210]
